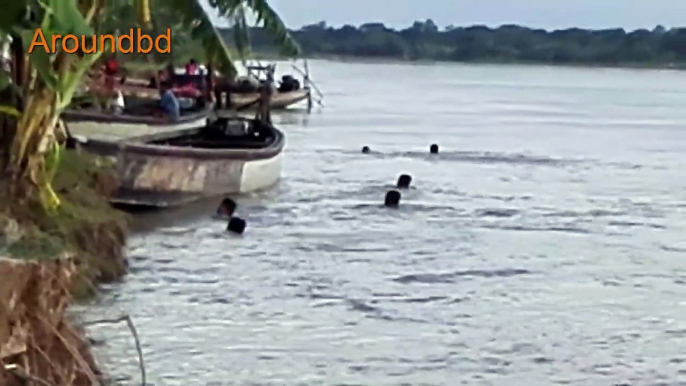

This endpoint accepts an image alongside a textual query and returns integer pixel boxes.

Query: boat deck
[62,109,211,143]
[64,118,207,143]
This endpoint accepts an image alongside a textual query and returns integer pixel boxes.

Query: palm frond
[212,0,300,58]
[101,0,299,77]
[168,0,239,76]
[245,0,300,56]
[225,2,253,69]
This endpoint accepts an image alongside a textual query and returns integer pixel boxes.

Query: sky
[208,0,686,31]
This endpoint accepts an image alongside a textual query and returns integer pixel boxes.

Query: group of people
[93,57,212,121]
[92,57,296,121]
[157,59,213,121]
[184,59,208,76]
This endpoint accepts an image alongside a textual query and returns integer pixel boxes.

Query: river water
[77,60,686,385]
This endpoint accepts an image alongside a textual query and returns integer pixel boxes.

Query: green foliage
[241,0,300,57]
[2,0,104,112]
[0,71,9,92]
[184,0,300,73]
[171,0,239,76]
[98,0,299,77]
[6,229,64,261]
[0,150,129,289]
[0,3,27,35]
[0,105,21,117]
[236,20,686,68]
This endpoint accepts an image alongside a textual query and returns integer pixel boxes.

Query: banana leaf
[168,0,239,76]
[0,71,9,92]
[243,0,300,57]
[0,105,21,117]
[0,2,27,35]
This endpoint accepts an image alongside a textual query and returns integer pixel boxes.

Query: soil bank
[0,150,129,385]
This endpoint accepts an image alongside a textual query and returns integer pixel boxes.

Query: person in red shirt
[101,57,116,85]
[104,57,119,76]
[185,59,198,75]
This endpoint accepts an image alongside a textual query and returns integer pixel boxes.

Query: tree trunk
[0,91,17,174]
[0,35,23,179]
[7,86,60,209]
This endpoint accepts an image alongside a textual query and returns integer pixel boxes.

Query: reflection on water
[77,61,686,385]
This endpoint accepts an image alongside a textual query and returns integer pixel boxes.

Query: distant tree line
[216,20,686,68]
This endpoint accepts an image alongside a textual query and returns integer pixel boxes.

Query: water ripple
[80,61,686,385]
[393,269,531,284]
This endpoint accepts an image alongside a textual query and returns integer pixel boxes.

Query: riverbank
[230,22,686,71]
[249,52,686,72]
[0,150,129,385]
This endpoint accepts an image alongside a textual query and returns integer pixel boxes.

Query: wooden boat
[82,75,204,101]
[61,107,284,207]
[89,61,320,112]
[228,88,311,110]
[62,105,212,143]
[117,85,310,110]
[216,62,321,111]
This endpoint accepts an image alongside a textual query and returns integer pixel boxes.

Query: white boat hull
[240,150,283,193]
[62,111,285,207]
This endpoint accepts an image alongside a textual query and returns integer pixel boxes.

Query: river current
[76,60,686,385]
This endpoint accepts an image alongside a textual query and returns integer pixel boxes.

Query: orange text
[27,28,171,54]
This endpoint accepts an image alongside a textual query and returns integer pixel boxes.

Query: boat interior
[148,117,280,149]
[70,74,211,123]
[62,101,213,125]
[77,69,211,113]
[122,95,208,117]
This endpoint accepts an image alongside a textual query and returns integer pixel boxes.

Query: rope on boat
[291,61,324,109]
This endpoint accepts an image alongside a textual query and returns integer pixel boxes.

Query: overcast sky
[208,0,686,31]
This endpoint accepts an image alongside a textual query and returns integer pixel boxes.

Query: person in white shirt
[111,90,125,115]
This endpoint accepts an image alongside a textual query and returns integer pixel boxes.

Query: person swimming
[216,197,237,218]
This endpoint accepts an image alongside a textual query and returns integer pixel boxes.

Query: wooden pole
[255,66,273,124]
[304,59,312,112]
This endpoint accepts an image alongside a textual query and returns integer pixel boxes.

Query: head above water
[430,144,439,154]
[217,197,237,217]
[362,146,370,154]
[384,190,401,208]
[396,174,412,189]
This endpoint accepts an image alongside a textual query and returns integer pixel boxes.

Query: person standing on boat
[101,56,127,90]
[184,59,208,77]
[193,61,208,104]
[185,59,199,75]
[198,62,208,76]
[256,73,274,125]
[98,56,127,114]
[103,56,119,80]
[112,90,125,115]
[181,59,207,104]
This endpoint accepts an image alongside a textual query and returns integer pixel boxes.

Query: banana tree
[0,0,105,212]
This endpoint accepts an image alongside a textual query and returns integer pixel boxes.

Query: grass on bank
[0,150,130,297]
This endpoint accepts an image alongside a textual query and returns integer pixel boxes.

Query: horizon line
[218,20,679,33]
